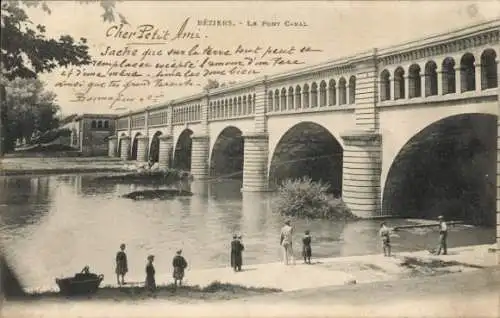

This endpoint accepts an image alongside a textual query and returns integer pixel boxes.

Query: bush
[274,177,357,220]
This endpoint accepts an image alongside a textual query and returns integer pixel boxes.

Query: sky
[24,1,500,116]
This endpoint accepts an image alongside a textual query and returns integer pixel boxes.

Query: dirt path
[3,267,498,318]
[0,157,126,176]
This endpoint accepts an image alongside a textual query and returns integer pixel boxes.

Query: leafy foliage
[3,78,61,151]
[274,177,357,220]
[1,0,92,80]
[203,79,220,90]
[203,79,238,91]
[79,0,128,24]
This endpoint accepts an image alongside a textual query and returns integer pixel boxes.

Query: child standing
[379,222,391,257]
[436,216,448,255]
[172,250,188,286]
[145,255,156,292]
[302,230,312,264]
[115,243,128,286]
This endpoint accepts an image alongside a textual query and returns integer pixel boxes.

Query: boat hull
[55,274,104,296]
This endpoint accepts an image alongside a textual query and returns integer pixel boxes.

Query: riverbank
[226,265,500,318]
[17,244,497,297]
[0,157,127,176]
[3,248,498,318]
[142,243,498,292]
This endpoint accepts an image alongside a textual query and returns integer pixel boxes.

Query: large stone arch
[148,131,162,163]
[210,126,244,179]
[131,132,142,160]
[382,113,497,226]
[268,121,343,195]
[173,129,193,171]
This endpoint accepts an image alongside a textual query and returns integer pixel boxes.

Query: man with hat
[230,234,244,272]
[436,215,448,255]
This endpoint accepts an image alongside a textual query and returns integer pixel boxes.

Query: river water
[0,174,494,290]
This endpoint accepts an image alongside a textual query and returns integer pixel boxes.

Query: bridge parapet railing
[148,108,170,127]
[265,67,357,114]
[377,26,499,105]
[130,114,145,129]
[116,117,129,131]
[208,92,256,121]
[172,102,202,125]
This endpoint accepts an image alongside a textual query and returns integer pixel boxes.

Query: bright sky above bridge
[26,1,500,115]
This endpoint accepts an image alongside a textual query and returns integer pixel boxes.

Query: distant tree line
[2,78,61,150]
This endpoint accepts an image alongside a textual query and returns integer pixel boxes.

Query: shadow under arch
[173,129,193,171]
[130,132,142,160]
[269,121,343,195]
[210,126,244,179]
[149,131,162,163]
[382,113,497,226]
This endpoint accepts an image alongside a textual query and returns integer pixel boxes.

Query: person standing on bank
[436,215,448,255]
[145,255,156,292]
[379,222,391,257]
[115,243,128,286]
[280,220,295,265]
[172,250,188,286]
[230,235,245,272]
[302,230,312,264]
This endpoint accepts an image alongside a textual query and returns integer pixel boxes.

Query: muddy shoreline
[9,282,282,303]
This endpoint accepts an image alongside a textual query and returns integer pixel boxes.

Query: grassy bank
[0,157,126,176]
[399,255,485,278]
[0,167,126,176]
[21,282,281,303]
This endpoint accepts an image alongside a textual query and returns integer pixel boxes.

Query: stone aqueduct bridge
[110,20,500,224]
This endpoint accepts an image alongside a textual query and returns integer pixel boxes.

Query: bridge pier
[191,135,210,180]
[341,131,382,218]
[136,136,149,162]
[108,136,118,157]
[242,133,269,192]
[119,136,130,160]
[158,135,173,170]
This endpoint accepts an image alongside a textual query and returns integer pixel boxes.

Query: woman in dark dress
[302,230,312,264]
[230,235,245,272]
[145,255,156,292]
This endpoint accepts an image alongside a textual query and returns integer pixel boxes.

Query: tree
[1,1,93,80]
[0,0,126,155]
[4,78,60,149]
